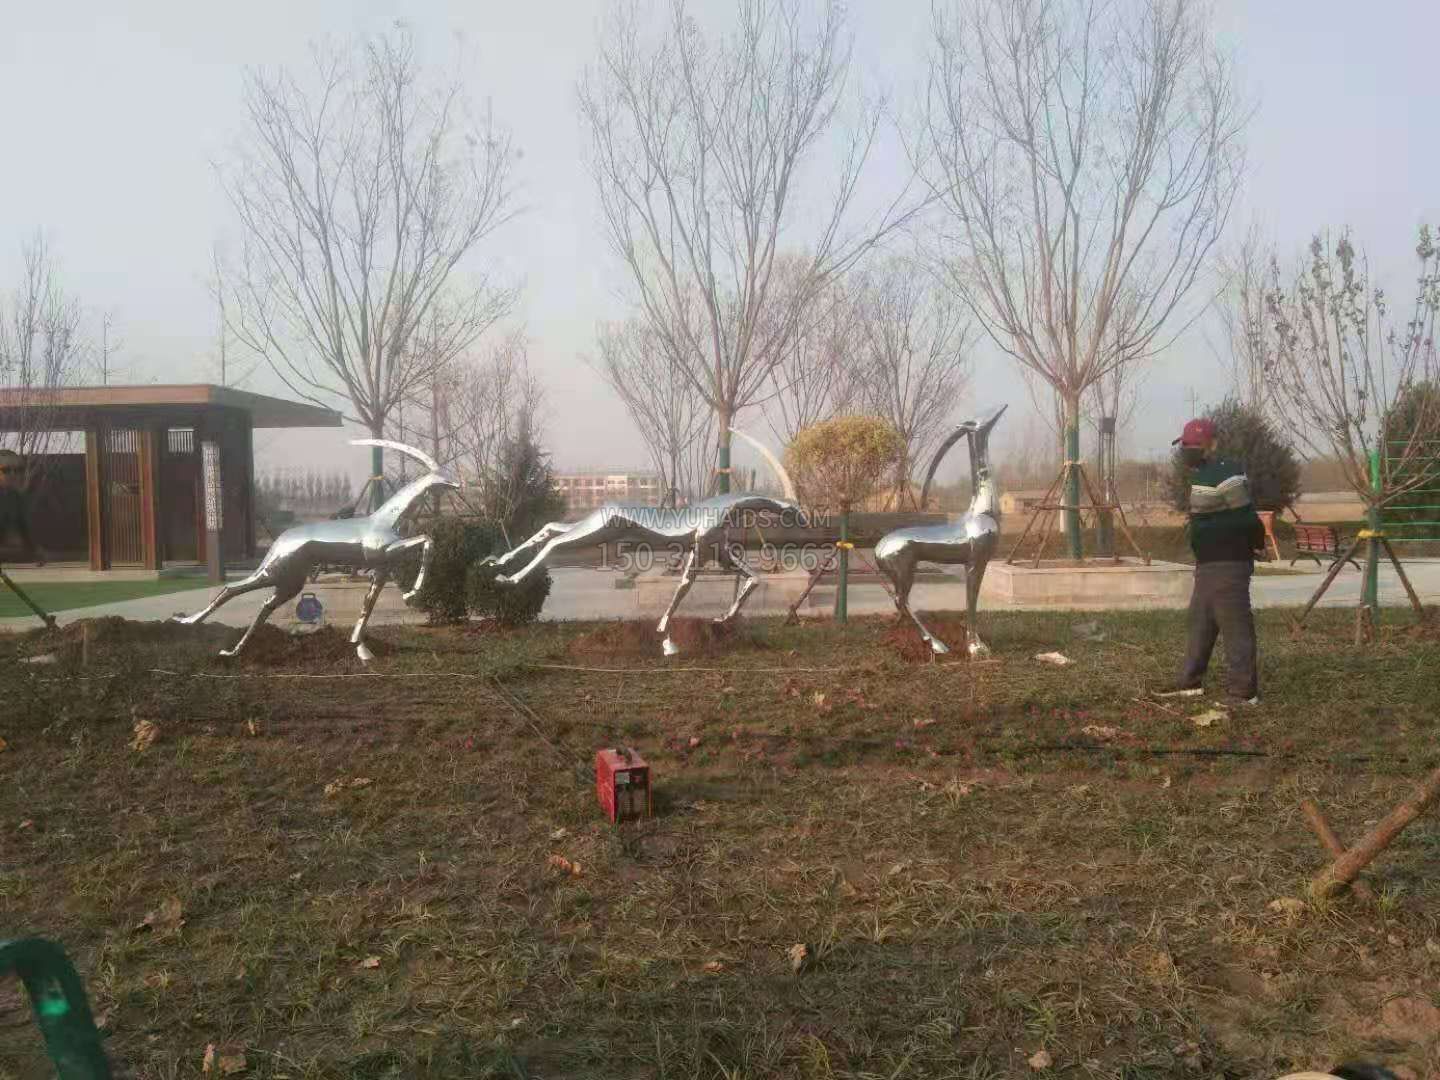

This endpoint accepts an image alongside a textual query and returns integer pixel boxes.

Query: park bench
[1291,522,1360,570]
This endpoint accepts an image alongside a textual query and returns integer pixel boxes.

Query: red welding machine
[595,748,652,824]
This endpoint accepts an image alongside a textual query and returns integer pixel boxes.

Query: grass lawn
[2,609,1440,1078]
[0,579,208,618]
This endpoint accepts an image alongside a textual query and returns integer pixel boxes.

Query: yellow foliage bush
[785,415,904,509]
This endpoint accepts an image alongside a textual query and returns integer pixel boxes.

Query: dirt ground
[2,608,1440,1079]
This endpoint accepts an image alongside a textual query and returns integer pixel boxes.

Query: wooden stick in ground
[1380,538,1427,619]
[1006,469,1063,565]
[1295,534,1367,627]
[1311,765,1440,899]
[785,547,838,626]
[1299,798,1375,902]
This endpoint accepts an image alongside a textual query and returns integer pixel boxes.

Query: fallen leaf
[17,819,33,830]
[202,1043,246,1075]
[94,1008,112,1030]
[358,956,381,970]
[547,854,583,878]
[1268,896,1307,917]
[720,685,736,694]
[810,691,829,711]
[130,720,160,752]
[244,719,257,737]
[1425,937,1440,957]
[1160,775,1172,789]
[702,960,724,974]
[137,897,185,936]
[20,653,57,665]
[1028,1048,1053,1070]
[1191,708,1227,728]
[1033,651,1072,666]
[0,737,7,752]
[912,717,936,729]
[549,827,569,841]
[348,777,374,789]
[787,943,809,973]
[1080,724,1124,741]
[687,736,702,749]
[323,780,345,797]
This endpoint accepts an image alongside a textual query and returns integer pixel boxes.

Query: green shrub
[466,560,551,626]
[1166,398,1301,513]
[407,517,551,627]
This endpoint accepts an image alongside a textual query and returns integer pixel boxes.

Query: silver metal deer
[175,439,458,661]
[874,405,1007,657]
[488,428,801,655]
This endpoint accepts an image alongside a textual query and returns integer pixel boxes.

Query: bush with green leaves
[1167,399,1301,513]
[406,517,550,626]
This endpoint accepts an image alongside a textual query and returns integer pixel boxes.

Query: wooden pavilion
[0,384,341,571]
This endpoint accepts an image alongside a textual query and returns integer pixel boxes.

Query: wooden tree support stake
[1307,765,1440,899]
[1298,799,1375,902]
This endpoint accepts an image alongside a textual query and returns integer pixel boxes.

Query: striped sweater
[1187,458,1265,564]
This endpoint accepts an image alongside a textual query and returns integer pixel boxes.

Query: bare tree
[1214,223,1277,412]
[853,258,970,508]
[763,274,863,448]
[922,0,1247,556]
[437,332,548,526]
[221,31,518,504]
[1267,228,1440,512]
[579,0,919,493]
[0,234,88,482]
[595,314,715,506]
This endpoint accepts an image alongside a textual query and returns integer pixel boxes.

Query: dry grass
[2,609,1440,1079]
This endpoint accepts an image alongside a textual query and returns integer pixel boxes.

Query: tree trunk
[715,410,732,495]
[370,425,386,512]
[1063,393,1083,560]
[835,504,850,623]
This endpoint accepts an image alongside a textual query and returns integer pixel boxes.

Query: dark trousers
[0,495,37,561]
[1180,560,1258,698]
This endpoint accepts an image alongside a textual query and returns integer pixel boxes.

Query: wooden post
[201,437,224,585]
[137,427,161,571]
[83,426,106,571]
[1311,766,1440,899]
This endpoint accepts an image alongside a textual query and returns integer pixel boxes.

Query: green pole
[0,938,112,1079]
[371,443,385,512]
[1064,417,1082,560]
[716,438,730,496]
[834,507,850,623]
[1363,449,1381,617]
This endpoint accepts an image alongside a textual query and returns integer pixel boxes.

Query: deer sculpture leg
[880,545,950,655]
[220,578,304,658]
[483,522,572,569]
[351,570,390,663]
[716,544,761,625]
[496,512,638,585]
[381,535,432,600]
[174,569,273,626]
[657,543,701,657]
[964,556,991,658]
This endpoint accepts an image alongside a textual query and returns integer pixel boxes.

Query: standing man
[1157,418,1265,706]
[0,449,45,566]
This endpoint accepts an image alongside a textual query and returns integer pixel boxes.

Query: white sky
[2,0,1437,490]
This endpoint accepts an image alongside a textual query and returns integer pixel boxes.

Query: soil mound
[567,617,764,660]
[883,613,971,663]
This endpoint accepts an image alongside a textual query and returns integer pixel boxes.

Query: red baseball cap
[1172,418,1216,447]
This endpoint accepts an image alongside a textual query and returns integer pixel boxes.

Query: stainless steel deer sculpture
[175,440,458,661]
[487,429,802,656]
[874,405,1007,657]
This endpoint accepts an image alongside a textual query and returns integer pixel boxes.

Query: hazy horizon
[3,0,1438,491]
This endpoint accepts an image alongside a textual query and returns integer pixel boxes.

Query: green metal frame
[0,938,111,1079]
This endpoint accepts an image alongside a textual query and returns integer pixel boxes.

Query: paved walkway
[3,559,1438,635]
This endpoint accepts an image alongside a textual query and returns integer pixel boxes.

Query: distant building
[999,490,1051,515]
[553,469,663,511]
